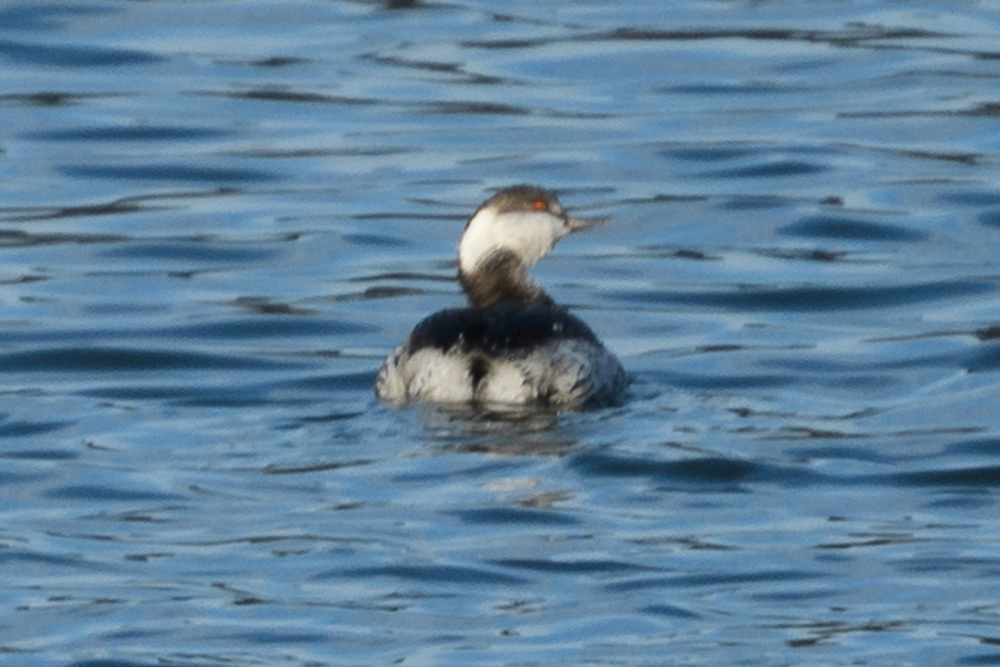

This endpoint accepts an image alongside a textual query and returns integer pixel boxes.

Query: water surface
[3,1,1000,665]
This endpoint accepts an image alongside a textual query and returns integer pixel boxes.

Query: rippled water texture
[4,1,1000,665]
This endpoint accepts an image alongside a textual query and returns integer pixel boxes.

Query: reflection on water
[3,0,1000,665]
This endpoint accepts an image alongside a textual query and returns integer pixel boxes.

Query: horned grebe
[375,185,626,409]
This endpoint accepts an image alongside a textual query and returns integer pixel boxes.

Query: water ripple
[0,347,298,372]
[448,507,581,526]
[0,39,161,67]
[0,419,70,438]
[0,5,112,32]
[319,564,531,586]
[703,160,830,179]
[43,484,183,502]
[26,126,225,142]
[779,215,929,242]
[605,569,823,593]
[891,465,1000,487]
[613,279,995,312]
[99,241,277,263]
[488,558,657,574]
[59,164,279,184]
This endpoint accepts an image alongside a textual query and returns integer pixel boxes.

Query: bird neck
[458,249,554,308]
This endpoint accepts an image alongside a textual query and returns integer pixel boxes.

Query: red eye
[532,199,547,211]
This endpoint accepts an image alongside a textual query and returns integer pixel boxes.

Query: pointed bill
[564,215,608,233]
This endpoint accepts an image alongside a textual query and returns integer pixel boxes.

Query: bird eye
[532,199,547,211]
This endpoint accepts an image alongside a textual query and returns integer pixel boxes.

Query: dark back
[408,304,600,355]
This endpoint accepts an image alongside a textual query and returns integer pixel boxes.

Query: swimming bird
[376,185,626,409]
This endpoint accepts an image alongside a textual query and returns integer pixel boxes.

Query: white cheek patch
[459,209,562,274]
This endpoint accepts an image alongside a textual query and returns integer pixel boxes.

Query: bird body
[376,185,625,409]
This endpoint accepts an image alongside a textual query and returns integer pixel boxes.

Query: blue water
[3,1,1000,665]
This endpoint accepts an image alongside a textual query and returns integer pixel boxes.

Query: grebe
[375,185,626,409]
